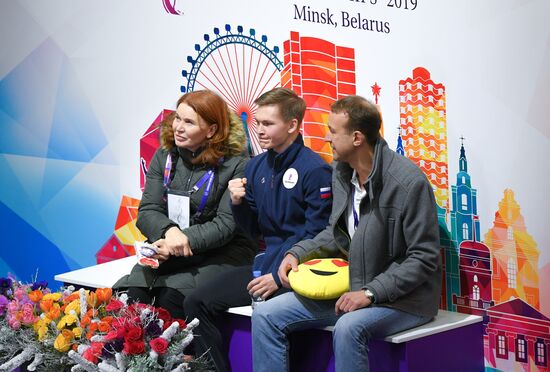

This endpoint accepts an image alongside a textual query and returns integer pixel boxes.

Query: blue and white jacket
[231,134,332,286]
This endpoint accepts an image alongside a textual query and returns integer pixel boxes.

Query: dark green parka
[114,112,256,296]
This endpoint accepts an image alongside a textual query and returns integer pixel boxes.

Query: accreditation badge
[167,189,190,229]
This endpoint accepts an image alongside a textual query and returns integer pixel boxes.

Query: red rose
[83,348,98,364]
[105,299,124,312]
[174,318,187,329]
[111,317,126,329]
[149,337,169,354]
[104,327,125,341]
[125,327,143,342]
[156,307,172,328]
[123,340,145,355]
[83,342,104,364]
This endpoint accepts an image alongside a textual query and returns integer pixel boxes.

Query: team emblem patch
[283,168,299,189]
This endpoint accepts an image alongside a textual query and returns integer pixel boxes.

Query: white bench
[55,255,136,289]
[227,305,482,344]
[55,257,485,371]
[54,256,482,343]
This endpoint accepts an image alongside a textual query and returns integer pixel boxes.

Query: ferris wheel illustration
[181,24,284,155]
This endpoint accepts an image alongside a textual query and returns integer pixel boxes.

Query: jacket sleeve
[288,216,342,262]
[184,156,248,253]
[136,149,177,242]
[365,177,441,304]
[230,161,261,238]
[301,163,333,240]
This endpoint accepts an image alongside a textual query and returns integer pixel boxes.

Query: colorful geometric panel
[282,31,356,163]
[115,220,145,248]
[140,110,173,191]
[96,234,133,264]
[96,195,145,263]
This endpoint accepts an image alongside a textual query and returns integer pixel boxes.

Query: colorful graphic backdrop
[1,1,549,370]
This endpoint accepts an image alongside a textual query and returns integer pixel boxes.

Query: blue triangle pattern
[0,200,70,288]
[47,57,108,162]
[0,39,62,157]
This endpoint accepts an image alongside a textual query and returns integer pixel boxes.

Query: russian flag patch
[320,187,332,199]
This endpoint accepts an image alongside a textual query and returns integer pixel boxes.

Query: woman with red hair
[114,90,255,319]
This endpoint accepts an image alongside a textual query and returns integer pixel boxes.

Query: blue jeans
[252,292,432,372]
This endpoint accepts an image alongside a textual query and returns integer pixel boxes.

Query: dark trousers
[127,286,186,320]
[184,265,288,372]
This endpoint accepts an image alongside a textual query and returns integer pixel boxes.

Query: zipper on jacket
[335,223,351,257]
[186,164,196,191]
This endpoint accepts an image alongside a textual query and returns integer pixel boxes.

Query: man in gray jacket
[251,95,442,372]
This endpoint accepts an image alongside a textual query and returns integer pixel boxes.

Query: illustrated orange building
[398,67,455,310]
[485,189,540,310]
[281,31,356,163]
[398,67,448,213]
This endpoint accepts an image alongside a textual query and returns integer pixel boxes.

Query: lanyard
[192,170,215,218]
[163,153,216,218]
[163,154,173,188]
[352,188,359,230]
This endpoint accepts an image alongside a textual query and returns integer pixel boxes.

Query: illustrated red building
[281,31,356,163]
[485,298,549,371]
[453,218,494,316]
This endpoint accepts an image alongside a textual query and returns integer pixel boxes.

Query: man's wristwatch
[364,289,375,303]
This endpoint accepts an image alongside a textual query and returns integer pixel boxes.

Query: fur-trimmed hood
[159,110,247,157]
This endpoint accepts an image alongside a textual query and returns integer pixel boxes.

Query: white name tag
[167,191,190,229]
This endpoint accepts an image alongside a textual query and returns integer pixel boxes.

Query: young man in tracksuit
[252,95,442,372]
[184,88,332,371]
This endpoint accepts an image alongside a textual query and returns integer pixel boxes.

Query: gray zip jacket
[289,138,442,318]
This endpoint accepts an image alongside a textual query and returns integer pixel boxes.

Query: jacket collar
[267,134,304,172]
[176,146,205,167]
[335,137,388,201]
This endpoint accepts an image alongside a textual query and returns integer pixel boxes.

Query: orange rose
[63,292,80,304]
[40,299,54,313]
[95,288,112,305]
[47,304,61,320]
[98,320,111,333]
[28,290,44,303]
[86,322,100,339]
[87,292,98,308]
[80,315,91,328]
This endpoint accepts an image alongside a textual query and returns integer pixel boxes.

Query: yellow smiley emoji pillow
[288,258,349,300]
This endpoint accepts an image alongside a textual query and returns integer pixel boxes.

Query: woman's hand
[151,239,170,263]
[162,226,193,257]
[246,273,279,301]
